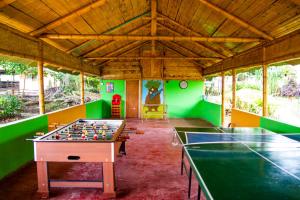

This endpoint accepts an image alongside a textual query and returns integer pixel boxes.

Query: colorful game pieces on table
[55,133,60,140]
[102,130,106,139]
[103,123,108,130]
[93,133,98,140]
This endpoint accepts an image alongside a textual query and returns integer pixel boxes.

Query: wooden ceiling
[0,0,299,79]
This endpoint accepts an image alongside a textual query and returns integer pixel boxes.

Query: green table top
[185,142,300,200]
[174,127,274,145]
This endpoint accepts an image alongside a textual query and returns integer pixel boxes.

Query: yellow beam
[197,0,274,40]
[232,69,236,109]
[30,0,106,36]
[38,42,45,114]
[80,71,85,105]
[41,34,263,43]
[221,71,225,126]
[263,48,268,116]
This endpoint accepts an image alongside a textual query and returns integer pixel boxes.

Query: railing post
[80,71,85,105]
[263,47,268,116]
[221,71,225,126]
[232,69,236,109]
[38,42,45,114]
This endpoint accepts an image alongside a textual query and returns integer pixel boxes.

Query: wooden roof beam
[41,34,263,43]
[67,11,150,54]
[30,0,106,36]
[0,23,99,76]
[197,0,274,40]
[151,0,157,71]
[157,22,226,59]
[161,40,216,66]
[0,0,17,9]
[158,41,205,68]
[82,23,151,57]
[94,41,146,66]
[157,12,232,57]
[86,56,222,61]
[203,29,300,75]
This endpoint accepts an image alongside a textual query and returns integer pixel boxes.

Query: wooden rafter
[158,41,205,67]
[99,41,149,66]
[158,12,232,57]
[41,34,262,42]
[82,23,150,57]
[197,0,274,40]
[151,0,157,71]
[157,23,225,61]
[203,29,300,75]
[0,0,16,9]
[94,41,145,66]
[161,40,215,66]
[30,0,106,36]
[86,56,222,60]
[67,11,150,54]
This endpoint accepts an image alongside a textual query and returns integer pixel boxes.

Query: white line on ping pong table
[242,143,300,181]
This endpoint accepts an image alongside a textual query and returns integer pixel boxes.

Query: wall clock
[179,80,188,89]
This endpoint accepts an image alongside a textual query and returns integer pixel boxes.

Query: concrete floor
[0,119,212,200]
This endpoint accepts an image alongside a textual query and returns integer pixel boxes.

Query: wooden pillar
[262,65,268,117]
[38,42,45,114]
[262,47,268,116]
[232,69,236,109]
[36,161,49,198]
[221,71,225,126]
[80,71,85,104]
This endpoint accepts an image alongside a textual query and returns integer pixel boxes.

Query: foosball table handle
[67,155,80,160]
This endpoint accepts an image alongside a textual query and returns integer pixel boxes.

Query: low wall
[231,108,300,133]
[260,117,300,133]
[47,104,86,128]
[231,109,260,127]
[85,100,102,119]
[198,100,222,126]
[0,115,48,179]
[0,100,104,180]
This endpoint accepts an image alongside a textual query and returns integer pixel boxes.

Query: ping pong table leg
[188,166,192,199]
[197,184,201,200]
[181,147,184,175]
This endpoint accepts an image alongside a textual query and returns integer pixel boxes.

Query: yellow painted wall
[231,109,260,127]
[47,105,86,130]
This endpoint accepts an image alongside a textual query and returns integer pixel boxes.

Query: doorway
[126,80,140,118]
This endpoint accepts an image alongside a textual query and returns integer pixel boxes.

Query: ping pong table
[173,127,300,200]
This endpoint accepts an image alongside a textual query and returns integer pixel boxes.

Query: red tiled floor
[0,119,211,200]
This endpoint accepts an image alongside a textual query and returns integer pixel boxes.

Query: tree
[0,59,37,95]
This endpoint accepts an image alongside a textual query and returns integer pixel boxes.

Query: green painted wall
[85,100,102,119]
[165,80,204,118]
[100,80,125,118]
[198,100,222,126]
[0,115,48,180]
[260,117,300,133]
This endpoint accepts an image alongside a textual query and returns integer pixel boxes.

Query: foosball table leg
[102,162,116,198]
[36,161,49,198]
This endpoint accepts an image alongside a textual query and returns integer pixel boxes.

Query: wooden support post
[263,47,268,116]
[36,161,49,198]
[151,0,157,75]
[221,71,225,126]
[80,71,85,104]
[38,42,45,114]
[102,162,116,197]
[232,69,236,109]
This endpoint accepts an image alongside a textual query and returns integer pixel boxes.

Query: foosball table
[33,119,125,198]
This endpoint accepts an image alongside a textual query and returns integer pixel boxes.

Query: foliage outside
[205,64,300,126]
[0,59,100,124]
